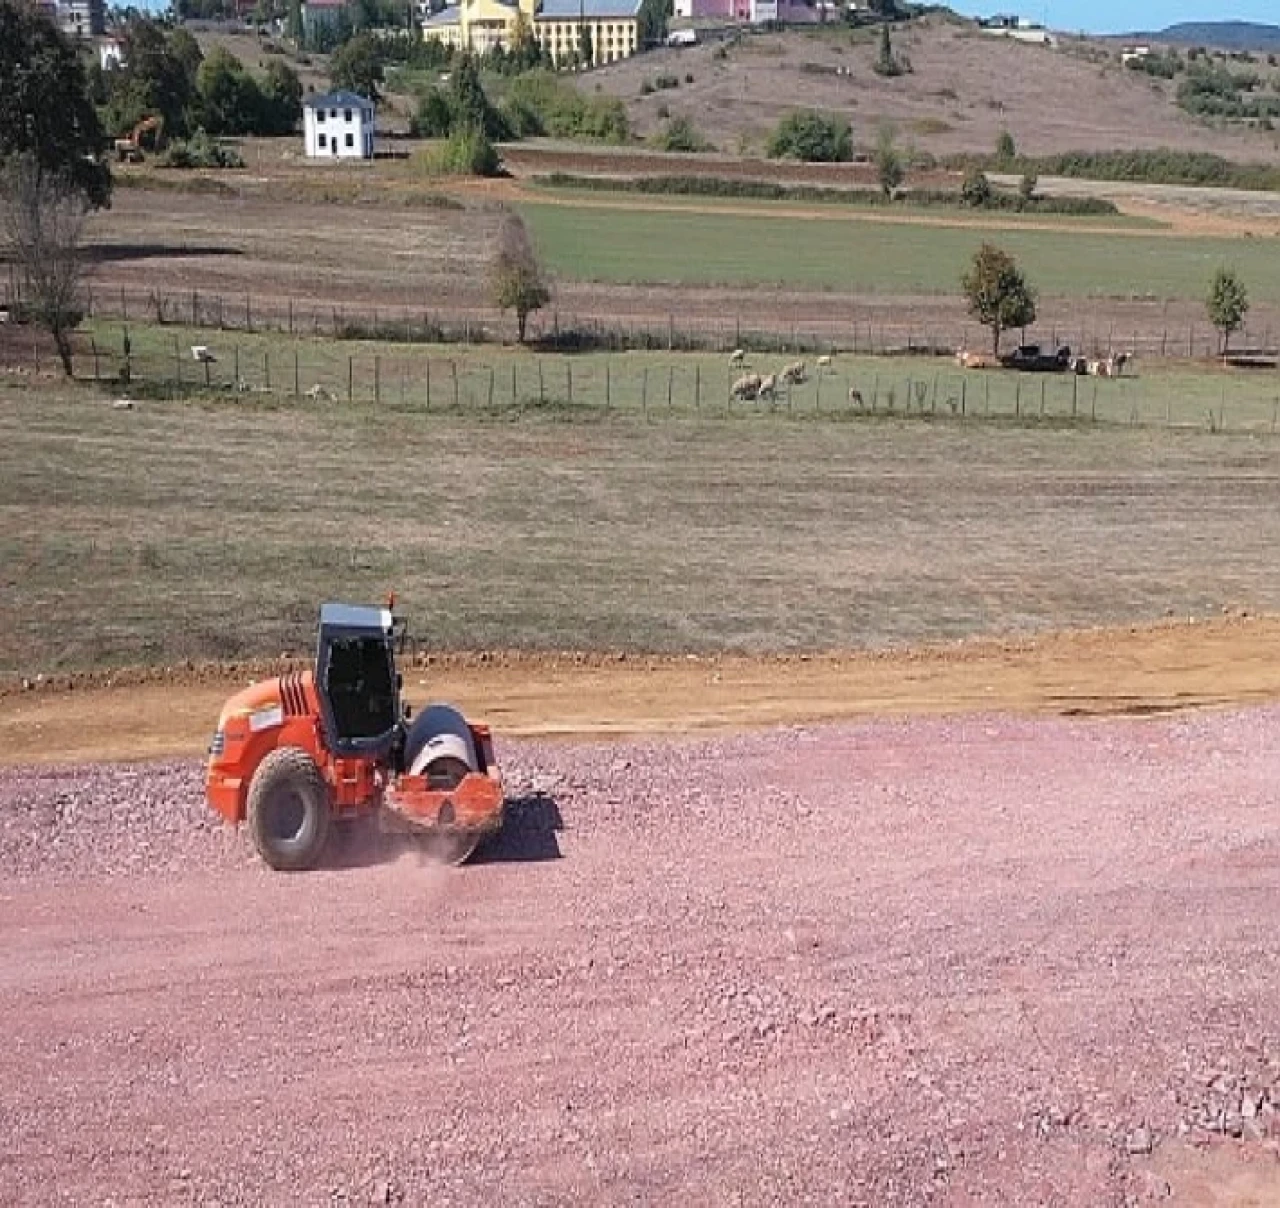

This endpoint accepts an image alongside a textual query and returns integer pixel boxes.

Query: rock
[1225,1114,1244,1138]
[1125,1127,1154,1155]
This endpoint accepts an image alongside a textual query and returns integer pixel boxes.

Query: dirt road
[5,619,1280,1202]
[4,700,1280,1203]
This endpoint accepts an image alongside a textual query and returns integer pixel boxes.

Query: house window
[344,108,353,122]
[318,132,327,148]
[330,108,338,119]
[345,132,354,148]
[316,108,325,122]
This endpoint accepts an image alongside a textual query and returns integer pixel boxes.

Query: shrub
[650,115,712,152]
[410,87,453,137]
[506,70,629,143]
[767,109,852,162]
[158,128,244,169]
[417,125,500,176]
[960,167,992,206]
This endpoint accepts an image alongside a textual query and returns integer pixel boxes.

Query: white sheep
[730,372,762,401]
[729,348,746,365]
[757,373,777,400]
[817,354,832,368]
[780,359,807,384]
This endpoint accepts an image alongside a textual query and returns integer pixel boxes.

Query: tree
[875,124,903,198]
[1,156,89,376]
[766,109,852,163]
[102,18,200,141]
[873,21,903,77]
[260,60,304,135]
[1206,266,1249,358]
[491,212,551,344]
[330,31,383,104]
[995,128,1016,164]
[637,0,672,46]
[578,20,594,69]
[196,47,263,135]
[0,1,111,208]
[960,242,1038,357]
[1018,170,1038,203]
[960,166,992,207]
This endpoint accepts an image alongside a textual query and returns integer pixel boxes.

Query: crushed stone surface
[2,709,1280,1204]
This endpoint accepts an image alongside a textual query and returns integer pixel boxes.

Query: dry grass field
[586,16,1280,158]
[4,375,1280,676]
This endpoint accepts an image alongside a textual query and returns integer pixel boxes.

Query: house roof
[422,7,461,24]
[539,0,642,16]
[304,90,376,111]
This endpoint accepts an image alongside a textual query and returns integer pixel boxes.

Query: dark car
[999,344,1073,372]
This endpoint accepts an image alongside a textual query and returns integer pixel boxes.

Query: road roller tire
[246,746,332,872]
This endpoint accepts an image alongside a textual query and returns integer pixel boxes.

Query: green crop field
[5,340,1280,674]
[517,201,1280,300]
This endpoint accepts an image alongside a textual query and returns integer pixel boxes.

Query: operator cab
[315,602,402,757]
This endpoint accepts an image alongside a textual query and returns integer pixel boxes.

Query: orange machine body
[206,670,503,839]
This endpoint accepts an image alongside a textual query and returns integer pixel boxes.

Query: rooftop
[539,0,642,16]
[304,90,376,111]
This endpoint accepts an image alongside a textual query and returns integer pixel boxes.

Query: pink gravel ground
[2,709,1279,1204]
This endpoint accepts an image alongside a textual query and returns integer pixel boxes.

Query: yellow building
[422,0,641,67]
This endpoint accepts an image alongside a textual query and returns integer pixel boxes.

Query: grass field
[517,201,1280,299]
[4,365,1280,676]
[75,323,1280,434]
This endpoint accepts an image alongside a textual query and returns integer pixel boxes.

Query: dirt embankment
[4,614,1280,766]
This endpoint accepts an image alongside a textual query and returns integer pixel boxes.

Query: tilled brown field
[4,709,1280,1204]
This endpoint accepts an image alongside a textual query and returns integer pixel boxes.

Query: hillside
[1143,21,1280,52]
[585,15,1280,161]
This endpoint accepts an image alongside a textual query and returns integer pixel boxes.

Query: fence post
[667,366,673,409]
[537,360,544,404]
[426,358,432,409]
[451,360,458,408]
[348,356,353,404]
[694,364,700,410]
[488,366,495,409]
[90,338,99,382]
[374,355,380,405]
[191,289,198,327]
[234,345,240,388]
[173,334,181,386]
[121,285,128,322]
[567,361,573,406]
[246,295,252,332]
[1072,373,1078,418]
[264,350,270,391]
[642,367,648,418]
[961,377,966,417]
[511,362,516,407]
[606,361,611,409]
[294,349,300,399]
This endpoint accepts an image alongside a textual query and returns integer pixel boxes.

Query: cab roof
[318,602,393,635]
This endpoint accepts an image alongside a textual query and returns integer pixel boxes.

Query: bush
[417,125,500,176]
[505,71,628,143]
[650,115,712,153]
[767,109,852,162]
[960,167,992,206]
[410,87,453,138]
[158,128,244,168]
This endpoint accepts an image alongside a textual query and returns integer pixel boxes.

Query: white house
[303,91,376,160]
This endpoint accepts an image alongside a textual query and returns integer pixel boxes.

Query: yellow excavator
[114,115,164,163]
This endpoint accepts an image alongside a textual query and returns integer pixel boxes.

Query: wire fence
[5,276,1278,363]
[8,321,1279,436]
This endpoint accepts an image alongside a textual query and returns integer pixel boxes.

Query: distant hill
[1134,21,1280,51]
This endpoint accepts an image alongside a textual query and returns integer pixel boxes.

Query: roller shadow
[473,791,564,864]
[85,243,244,264]
[319,790,563,871]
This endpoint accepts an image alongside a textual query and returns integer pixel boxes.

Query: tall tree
[261,60,304,134]
[0,0,111,208]
[329,31,383,103]
[102,18,200,140]
[875,124,903,198]
[491,212,550,344]
[960,242,1037,357]
[1,155,90,376]
[1206,266,1249,359]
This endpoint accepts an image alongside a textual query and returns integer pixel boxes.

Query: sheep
[730,372,762,401]
[817,354,833,369]
[305,383,335,402]
[757,373,777,401]
[780,359,807,384]
[955,349,993,370]
[848,387,865,408]
[729,348,746,365]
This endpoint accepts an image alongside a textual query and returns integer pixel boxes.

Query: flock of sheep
[728,351,863,404]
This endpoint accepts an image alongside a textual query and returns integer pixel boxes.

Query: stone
[1125,1127,1154,1155]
